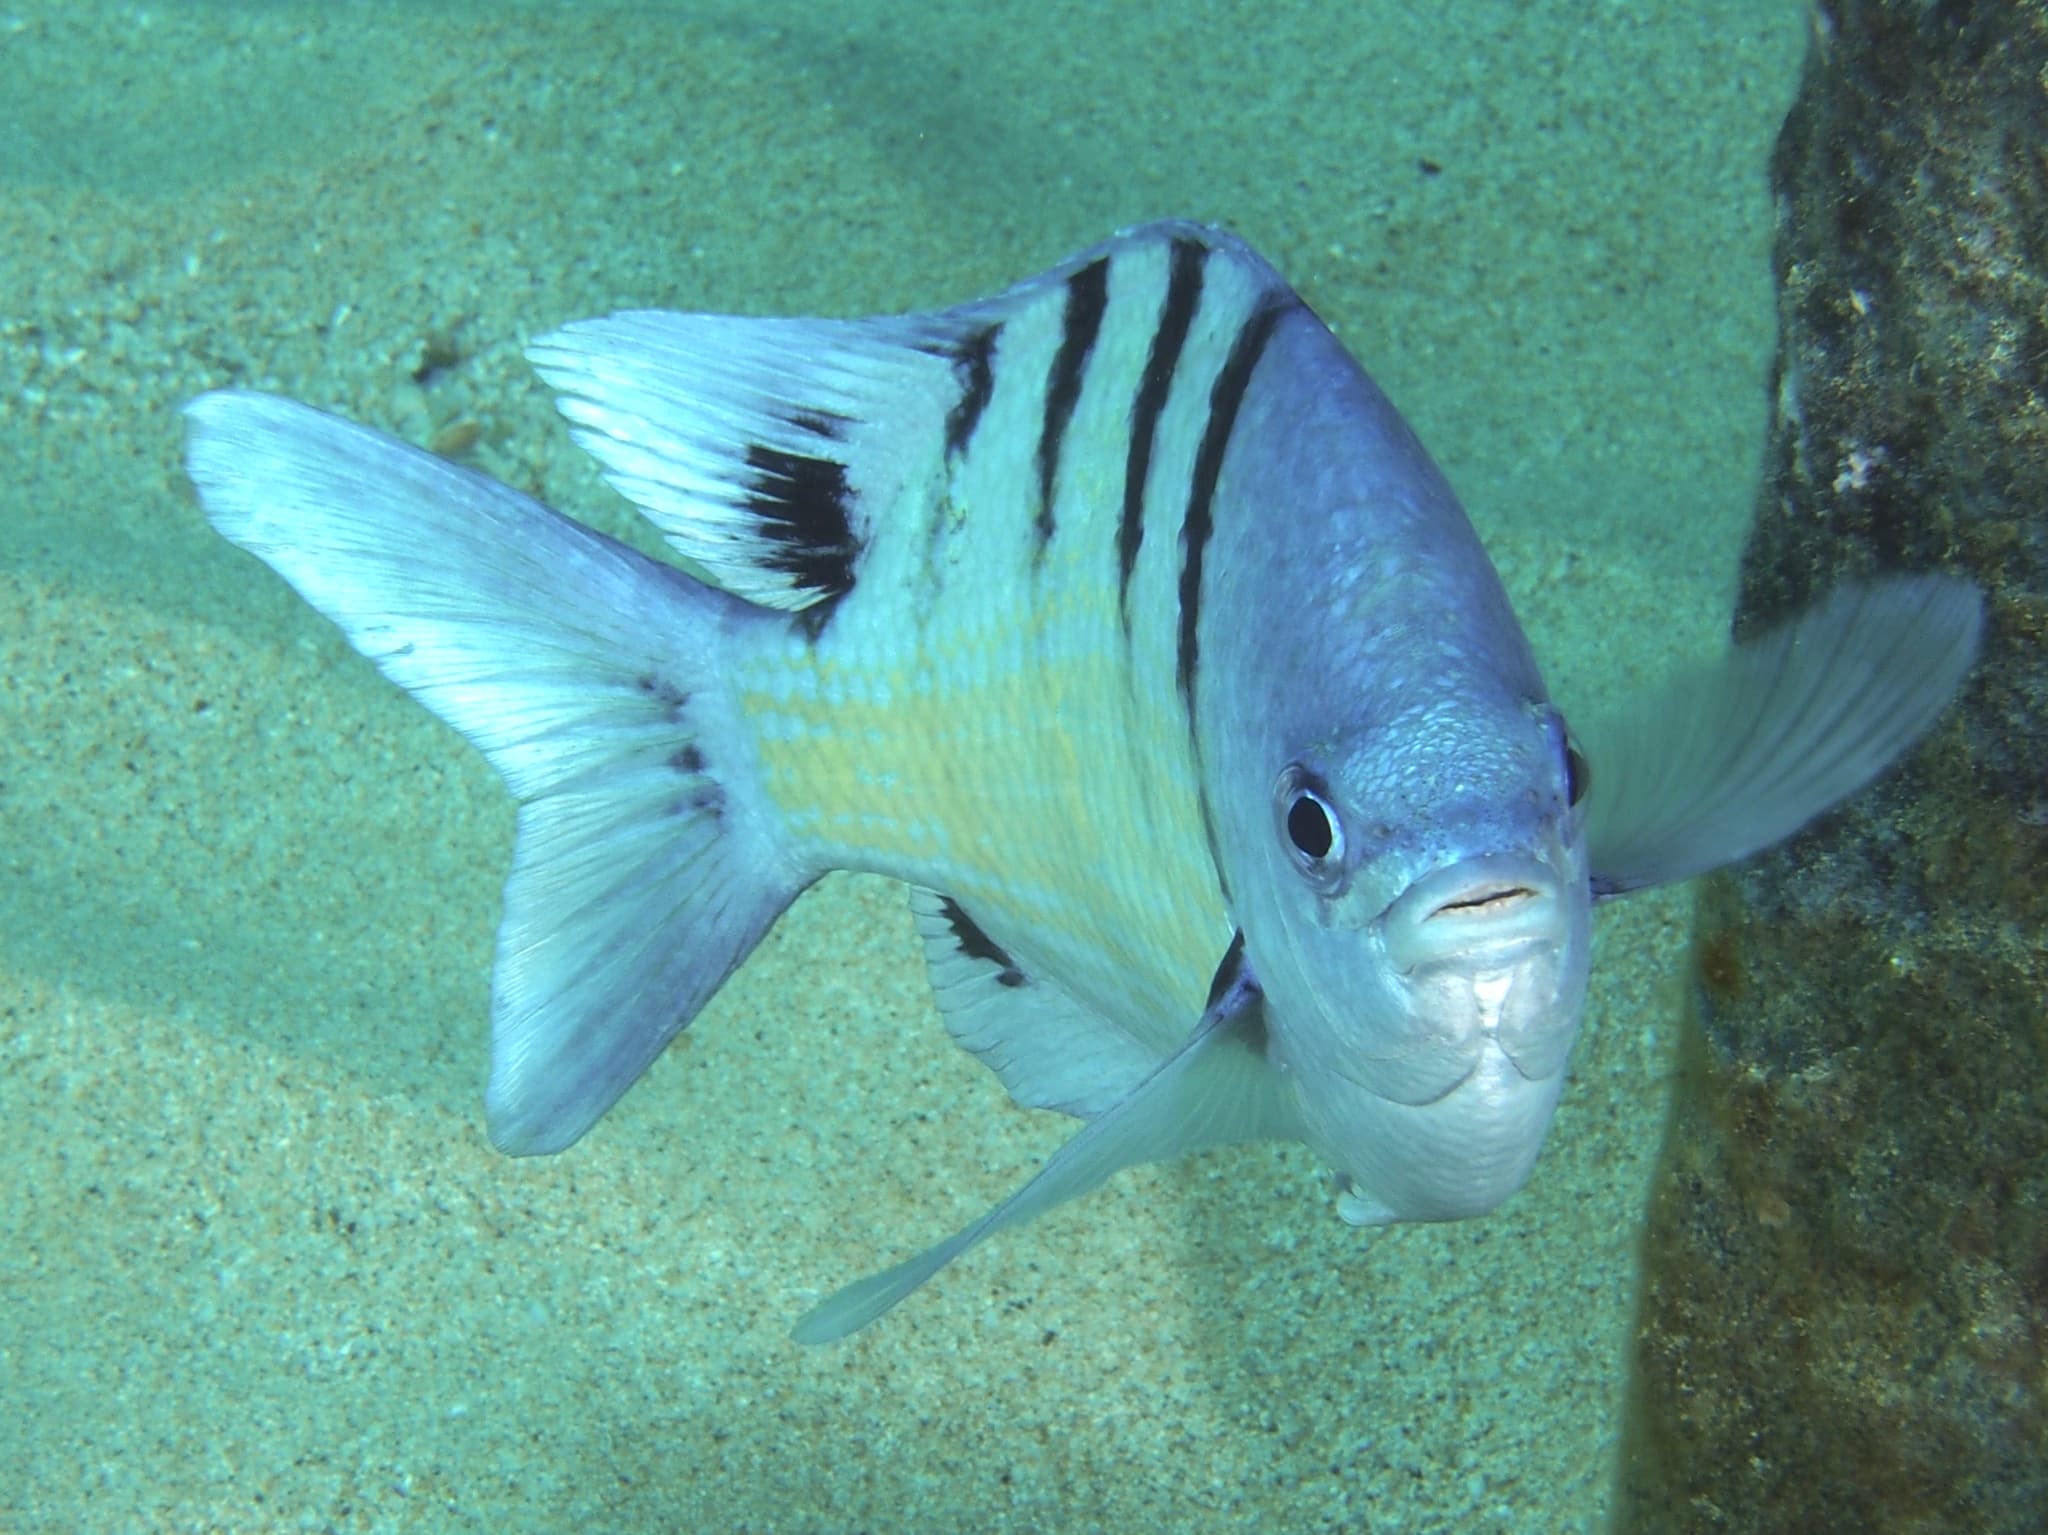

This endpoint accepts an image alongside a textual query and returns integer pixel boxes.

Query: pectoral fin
[1577,574,1981,898]
[792,935,1290,1343]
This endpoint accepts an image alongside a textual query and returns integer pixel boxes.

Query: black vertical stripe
[744,442,859,603]
[1176,302,1287,711]
[1118,238,1206,626]
[1034,257,1112,550]
[944,325,1000,459]
[1205,929,1249,1010]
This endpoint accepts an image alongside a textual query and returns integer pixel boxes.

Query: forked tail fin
[186,391,803,1153]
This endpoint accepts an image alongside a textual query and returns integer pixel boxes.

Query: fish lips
[1343,852,1586,1104]
[1381,852,1568,969]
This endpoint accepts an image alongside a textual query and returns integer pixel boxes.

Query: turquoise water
[2,2,1804,1529]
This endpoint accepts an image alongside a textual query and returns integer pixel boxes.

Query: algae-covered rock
[1616,2,2048,1530]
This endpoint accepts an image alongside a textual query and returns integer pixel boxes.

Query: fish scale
[183,220,1982,1341]
[763,618,1214,1019]
[735,235,1263,1046]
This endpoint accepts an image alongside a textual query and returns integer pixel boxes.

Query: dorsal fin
[527,308,976,622]
[524,222,1292,629]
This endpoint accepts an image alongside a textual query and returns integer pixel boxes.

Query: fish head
[1232,685,1593,1224]
[1189,300,1597,1225]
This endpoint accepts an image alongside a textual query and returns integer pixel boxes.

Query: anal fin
[908,886,1155,1118]
[793,934,1296,1343]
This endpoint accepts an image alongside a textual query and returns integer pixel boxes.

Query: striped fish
[184,222,1980,1341]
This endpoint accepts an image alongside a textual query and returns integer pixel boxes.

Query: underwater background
[2,1,1806,1529]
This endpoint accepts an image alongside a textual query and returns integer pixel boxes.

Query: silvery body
[184,223,1979,1340]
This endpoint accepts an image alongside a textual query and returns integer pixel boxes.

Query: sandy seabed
[3,3,1803,1530]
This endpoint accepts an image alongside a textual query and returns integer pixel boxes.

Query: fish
[182,221,1982,1342]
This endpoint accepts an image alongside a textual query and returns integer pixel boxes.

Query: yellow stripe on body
[729,233,1265,1056]
[732,531,1228,1055]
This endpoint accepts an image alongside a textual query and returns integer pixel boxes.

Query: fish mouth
[1380,853,1566,974]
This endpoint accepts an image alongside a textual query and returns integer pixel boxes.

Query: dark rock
[1615,3,2048,1531]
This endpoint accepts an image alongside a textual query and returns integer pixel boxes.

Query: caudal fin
[185,391,801,1153]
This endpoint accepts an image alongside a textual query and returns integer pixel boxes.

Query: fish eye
[1288,791,1337,859]
[1544,708,1589,809]
[1565,743,1590,807]
[1276,766,1346,887]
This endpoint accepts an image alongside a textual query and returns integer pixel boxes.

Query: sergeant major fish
[182,222,1981,1342]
